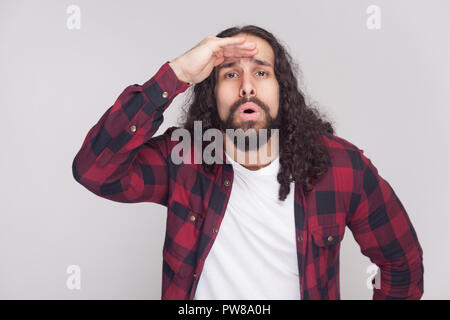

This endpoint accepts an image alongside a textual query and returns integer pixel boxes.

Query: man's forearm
[72,61,191,204]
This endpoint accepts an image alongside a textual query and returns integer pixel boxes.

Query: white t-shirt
[194,151,300,300]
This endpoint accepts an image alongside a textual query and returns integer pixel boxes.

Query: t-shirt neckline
[224,151,279,176]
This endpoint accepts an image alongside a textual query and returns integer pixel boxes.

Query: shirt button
[223,179,230,187]
[213,228,218,234]
[327,236,334,242]
[297,235,303,242]
[129,125,137,133]
[193,273,197,278]
[162,91,169,98]
[189,215,196,222]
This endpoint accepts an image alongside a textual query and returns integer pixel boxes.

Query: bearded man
[72,25,424,300]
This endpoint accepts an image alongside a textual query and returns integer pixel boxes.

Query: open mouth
[239,103,261,121]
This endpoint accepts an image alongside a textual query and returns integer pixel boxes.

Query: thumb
[214,55,225,67]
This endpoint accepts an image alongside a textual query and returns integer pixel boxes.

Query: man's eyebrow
[216,58,273,71]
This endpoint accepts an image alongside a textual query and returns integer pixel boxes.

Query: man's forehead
[216,57,273,71]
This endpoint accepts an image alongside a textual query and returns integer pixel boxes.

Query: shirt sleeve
[346,149,424,300]
[72,61,192,206]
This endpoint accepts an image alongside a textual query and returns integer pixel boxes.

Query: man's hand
[169,35,258,84]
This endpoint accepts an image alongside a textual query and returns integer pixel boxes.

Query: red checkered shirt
[72,61,424,300]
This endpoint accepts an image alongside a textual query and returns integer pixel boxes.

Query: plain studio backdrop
[1,0,449,299]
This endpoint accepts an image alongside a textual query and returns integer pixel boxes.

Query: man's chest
[162,163,348,299]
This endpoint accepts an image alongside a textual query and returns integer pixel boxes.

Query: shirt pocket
[310,224,345,283]
[163,200,205,278]
[311,224,344,247]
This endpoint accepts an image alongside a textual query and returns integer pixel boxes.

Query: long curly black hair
[180,25,335,201]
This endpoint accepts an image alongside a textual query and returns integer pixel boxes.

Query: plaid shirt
[72,61,424,300]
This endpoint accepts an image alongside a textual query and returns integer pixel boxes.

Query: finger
[222,46,258,57]
[223,44,257,52]
[212,43,255,58]
[214,55,225,67]
[216,36,246,47]
[224,42,256,50]
[236,49,258,58]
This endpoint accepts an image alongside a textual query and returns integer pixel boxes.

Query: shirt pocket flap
[164,201,204,278]
[311,224,343,247]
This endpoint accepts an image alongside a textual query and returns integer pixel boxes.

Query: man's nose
[239,74,256,97]
[240,81,256,97]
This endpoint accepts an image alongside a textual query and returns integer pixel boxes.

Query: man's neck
[223,131,279,171]
[241,160,272,171]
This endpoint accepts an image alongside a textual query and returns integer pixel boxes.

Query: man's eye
[224,71,268,79]
[225,72,237,79]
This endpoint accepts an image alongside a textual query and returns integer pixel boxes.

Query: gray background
[1,0,449,299]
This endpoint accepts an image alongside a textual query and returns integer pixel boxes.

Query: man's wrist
[169,60,192,85]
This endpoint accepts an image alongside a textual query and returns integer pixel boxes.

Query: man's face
[214,33,280,134]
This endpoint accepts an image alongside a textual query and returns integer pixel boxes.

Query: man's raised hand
[169,35,258,84]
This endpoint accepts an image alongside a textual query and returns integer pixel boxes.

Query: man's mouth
[239,103,262,121]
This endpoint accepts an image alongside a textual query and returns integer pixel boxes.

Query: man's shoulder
[160,125,182,136]
[144,126,185,158]
[319,132,362,152]
[153,126,209,167]
[318,132,366,170]
[150,125,182,145]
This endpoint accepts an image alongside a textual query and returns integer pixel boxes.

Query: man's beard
[218,97,282,152]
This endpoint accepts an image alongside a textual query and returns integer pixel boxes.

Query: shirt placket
[294,183,308,300]
[189,164,234,299]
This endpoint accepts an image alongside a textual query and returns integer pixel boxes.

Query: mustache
[229,96,269,116]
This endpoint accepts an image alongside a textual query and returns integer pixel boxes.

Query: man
[72,25,424,299]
